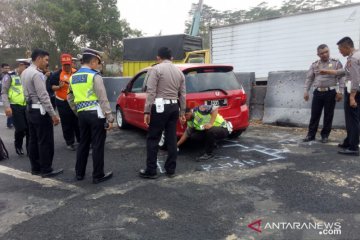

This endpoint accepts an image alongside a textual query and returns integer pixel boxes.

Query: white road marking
[0,165,83,192]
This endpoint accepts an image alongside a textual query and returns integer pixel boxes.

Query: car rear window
[184,68,242,93]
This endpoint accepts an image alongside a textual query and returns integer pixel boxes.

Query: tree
[0,0,142,66]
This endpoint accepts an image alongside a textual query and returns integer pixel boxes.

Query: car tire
[228,130,243,139]
[116,106,129,129]
[158,131,167,150]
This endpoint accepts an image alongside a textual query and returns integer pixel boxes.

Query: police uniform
[50,54,80,150]
[338,50,360,155]
[67,48,114,183]
[1,59,30,155]
[185,105,229,160]
[304,58,345,142]
[22,58,63,177]
[140,55,186,178]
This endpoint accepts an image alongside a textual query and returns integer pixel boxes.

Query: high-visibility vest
[69,68,98,112]
[187,110,226,130]
[8,74,26,106]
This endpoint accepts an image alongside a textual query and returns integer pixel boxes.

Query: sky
[117,0,284,36]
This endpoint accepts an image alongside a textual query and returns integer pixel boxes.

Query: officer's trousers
[190,127,229,154]
[56,98,80,146]
[76,110,106,179]
[342,89,360,151]
[307,89,336,138]
[11,104,29,152]
[27,109,54,174]
[146,104,179,174]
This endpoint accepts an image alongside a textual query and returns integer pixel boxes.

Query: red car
[116,64,249,145]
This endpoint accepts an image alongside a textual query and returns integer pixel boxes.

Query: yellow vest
[8,74,26,106]
[69,68,98,112]
[187,110,226,130]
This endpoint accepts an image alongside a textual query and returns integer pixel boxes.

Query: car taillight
[240,93,247,106]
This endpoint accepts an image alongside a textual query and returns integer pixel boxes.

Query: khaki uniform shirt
[305,58,345,93]
[144,60,186,115]
[345,50,360,91]
[1,73,13,108]
[22,64,56,116]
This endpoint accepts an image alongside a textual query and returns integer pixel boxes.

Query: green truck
[122,34,209,76]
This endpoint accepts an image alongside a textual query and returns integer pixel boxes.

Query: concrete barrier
[103,77,132,112]
[263,71,345,128]
[250,85,267,120]
[234,72,255,108]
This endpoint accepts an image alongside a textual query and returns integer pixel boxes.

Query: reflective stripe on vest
[9,75,26,106]
[190,111,226,131]
[69,68,98,112]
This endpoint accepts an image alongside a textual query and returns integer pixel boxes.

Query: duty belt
[76,100,98,110]
[163,99,178,104]
[316,87,336,92]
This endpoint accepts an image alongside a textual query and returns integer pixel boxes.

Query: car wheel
[228,130,243,139]
[158,131,167,149]
[116,106,129,129]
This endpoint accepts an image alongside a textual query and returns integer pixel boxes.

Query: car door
[125,71,147,128]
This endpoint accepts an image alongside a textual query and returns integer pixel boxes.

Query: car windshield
[184,68,242,93]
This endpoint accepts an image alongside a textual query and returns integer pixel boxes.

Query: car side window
[131,72,147,93]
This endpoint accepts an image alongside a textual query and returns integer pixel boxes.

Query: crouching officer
[68,48,114,184]
[1,58,30,155]
[22,49,63,177]
[303,44,345,143]
[177,105,231,161]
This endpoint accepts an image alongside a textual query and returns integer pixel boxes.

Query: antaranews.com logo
[248,219,341,236]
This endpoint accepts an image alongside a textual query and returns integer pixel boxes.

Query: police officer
[1,63,14,128]
[139,47,186,179]
[303,44,345,143]
[22,49,63,177]
[67,48,114,184]
[50,54,80,150]
[1,58,31,155]
[177,105,231,161]
[334,37,360,156]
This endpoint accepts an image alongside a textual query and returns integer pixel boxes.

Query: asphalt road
[0,108,359,240]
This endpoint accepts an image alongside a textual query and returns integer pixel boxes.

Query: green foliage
[0,0,142,67]
[185,0,348,48]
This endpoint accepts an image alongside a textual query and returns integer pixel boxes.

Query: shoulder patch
[312,60,319,65]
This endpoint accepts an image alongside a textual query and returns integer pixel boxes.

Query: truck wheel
[228,130,243,139]
[116,106,129,129]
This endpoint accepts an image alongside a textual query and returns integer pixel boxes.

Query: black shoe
[165,172,176,178]
[31,170,41,176]
[338,143,350,149]
[338,149,360,156]
[139,169,159,179]
[93,172,113,184]
[76,175,84,181]
[303,136,315,142]
[321,137,328,143]
[67,144,76,151]
[196,153,214,162]
[41,169,64,178]
[15,147,24,155]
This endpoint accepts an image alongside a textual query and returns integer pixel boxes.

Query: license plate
[205,99,227,106]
